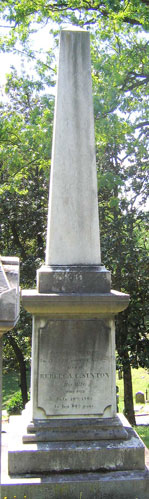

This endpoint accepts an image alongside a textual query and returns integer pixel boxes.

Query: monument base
[2,415,149,499]
[7,414,145,474]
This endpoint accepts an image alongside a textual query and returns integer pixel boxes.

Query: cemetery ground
[2,366,149,448]
[116,366,149,450]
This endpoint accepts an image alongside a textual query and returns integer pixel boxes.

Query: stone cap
[22,289,129,318]
[0,256,20,334]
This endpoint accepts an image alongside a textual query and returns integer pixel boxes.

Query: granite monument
[2,28,149,498]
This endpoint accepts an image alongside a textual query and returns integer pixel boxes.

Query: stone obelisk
[37,27,106,295]
[46,28,100,266]
[5,28,148,499]
[23,25,129,437]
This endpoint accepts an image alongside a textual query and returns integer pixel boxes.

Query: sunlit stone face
[46,29,101,266]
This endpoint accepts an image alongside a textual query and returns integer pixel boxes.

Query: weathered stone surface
[30,317,116,419]
[136,391,145,404]
[0,257,20,331]
[8,415,145,475]
[46,29,100,266]
[0,262,9,292]
[22,289,130,317]
[24,416,128,443]
[37,265,111,293]
[2,470,149,499]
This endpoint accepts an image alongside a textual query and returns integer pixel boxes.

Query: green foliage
[2,309,32,373]
[6,390,24,415]
[2,371,20,408]
[0,70,55,286]
[2,370,30,409]
[90,23,149,394]
[135,426,149,449]
[1,1,149,36]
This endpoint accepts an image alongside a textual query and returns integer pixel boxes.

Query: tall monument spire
[19,30,144,499]
[46,28,101,266]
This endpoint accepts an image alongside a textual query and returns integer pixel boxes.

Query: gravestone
[22,28,128,433]
[136,391,145,404]
[2,28,149,498]
[0,256,20,481]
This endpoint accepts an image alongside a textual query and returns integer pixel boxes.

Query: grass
[2,370,30,409]
[116,366,149,448]
[2,371,21,408]
[116,366,149,414]
[134,425,149,449]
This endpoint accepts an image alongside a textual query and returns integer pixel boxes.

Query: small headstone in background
[135,391,145,404]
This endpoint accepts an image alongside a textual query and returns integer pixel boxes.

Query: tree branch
[14,48,56,73]
[4,1,147,29]
[10,222,27,260]
[0,25,16,28]
[120,72,149,92]
[135,121,149,129]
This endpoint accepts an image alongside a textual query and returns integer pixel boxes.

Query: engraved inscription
[38,319,112,416]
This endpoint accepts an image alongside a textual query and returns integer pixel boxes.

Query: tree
[0,70,54,405]
[2,311,32,407]
[99,196,148,424]
[90,22,149,423]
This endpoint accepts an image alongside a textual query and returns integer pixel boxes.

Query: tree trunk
[8,335,28,408]
[122,348,136,425]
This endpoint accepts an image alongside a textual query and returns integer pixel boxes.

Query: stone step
[8,419,145,475]
[1,470,149,499]
[24,415,128,442]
